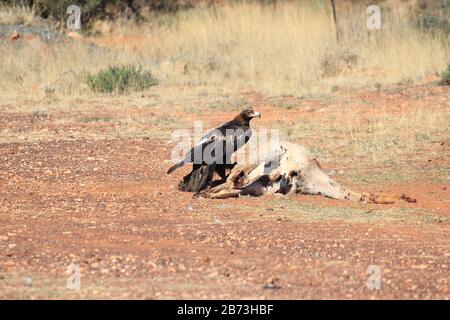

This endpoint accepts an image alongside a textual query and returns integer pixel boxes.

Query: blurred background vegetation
[0,0,448,96]
[2,0,449,33]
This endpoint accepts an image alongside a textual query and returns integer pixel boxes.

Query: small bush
[416,13,450,34]
[85,65,158,94]
[441,63,450,85]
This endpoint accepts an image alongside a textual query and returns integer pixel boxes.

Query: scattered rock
[262,277,282,290]
[25,276,33,287]
[262,283,282,290]
[67,31,82,40]
[9,32,20,41]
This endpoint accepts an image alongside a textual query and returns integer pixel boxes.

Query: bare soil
[0,84,449,299]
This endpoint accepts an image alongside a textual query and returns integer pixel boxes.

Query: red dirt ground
[0,85,449,299]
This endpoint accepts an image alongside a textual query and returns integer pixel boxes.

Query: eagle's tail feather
[167,161,184,174]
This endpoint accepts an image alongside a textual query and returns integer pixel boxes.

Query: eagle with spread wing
[167,110,261,180]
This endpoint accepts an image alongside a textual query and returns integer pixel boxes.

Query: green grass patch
[85,65,158,94]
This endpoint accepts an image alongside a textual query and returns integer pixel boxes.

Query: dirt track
[0,85,449,299]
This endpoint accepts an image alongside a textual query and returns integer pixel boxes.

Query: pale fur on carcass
[199,141,416,204]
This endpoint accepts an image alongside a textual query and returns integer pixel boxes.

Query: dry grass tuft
[0,4,38,25]
[0,41,139,96]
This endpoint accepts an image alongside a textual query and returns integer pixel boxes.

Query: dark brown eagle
[167,109,261,179]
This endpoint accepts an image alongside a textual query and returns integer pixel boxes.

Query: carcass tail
[167,161,184,174]
[368,193,417,204]
[347,190,417,204]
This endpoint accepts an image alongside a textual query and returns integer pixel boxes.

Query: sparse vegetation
[0,3,39,25]
[295,108,445,150]
[31,110,48,118]
[415,0,450,35]
[264,198,446,224]
[442,62,450,85]
[84,65,158,94]
[1,0,196,28]
[78,116,115,123]
[1,2,449,97]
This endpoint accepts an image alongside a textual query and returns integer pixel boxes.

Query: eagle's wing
[179,128,222,165]
[181,126,252,165]
[233,127,252,151]
[201,127,252,165]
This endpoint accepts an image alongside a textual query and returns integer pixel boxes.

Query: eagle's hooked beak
[251,111,261,118]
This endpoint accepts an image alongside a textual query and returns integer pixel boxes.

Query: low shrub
[85,65,158,94]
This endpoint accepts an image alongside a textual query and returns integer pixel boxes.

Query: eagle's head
[235,109,261,125]
[242,109,261,120]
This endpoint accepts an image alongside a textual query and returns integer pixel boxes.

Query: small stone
[262,283,282,290]
[67,31,82,40]
[10,32,20,41]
